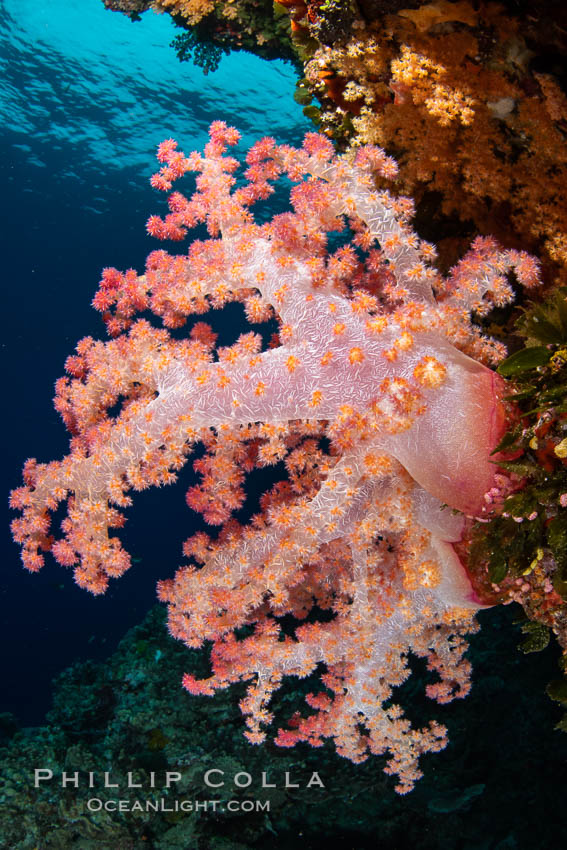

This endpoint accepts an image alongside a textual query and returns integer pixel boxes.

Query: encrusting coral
[152,0,216,26]
[297,1,567,285]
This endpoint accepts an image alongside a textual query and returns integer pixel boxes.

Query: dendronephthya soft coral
[11,122,541,792]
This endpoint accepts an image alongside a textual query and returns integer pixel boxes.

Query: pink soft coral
[11,122,540,792]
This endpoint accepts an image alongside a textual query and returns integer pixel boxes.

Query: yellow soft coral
[390,45,475,126]
[152,0,215,26]
[302,3,567,284]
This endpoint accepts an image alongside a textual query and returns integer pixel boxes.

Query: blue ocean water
[1,0,309,725]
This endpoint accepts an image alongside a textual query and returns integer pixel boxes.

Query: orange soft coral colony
[10,122,540,793]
